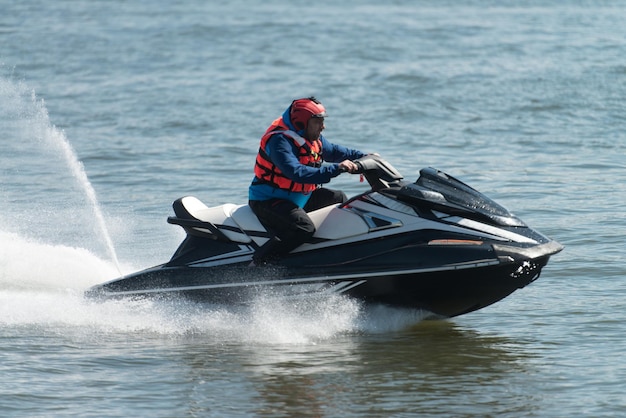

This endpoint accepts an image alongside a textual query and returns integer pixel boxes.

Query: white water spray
[45,123,122,274]
[1,76,122,275]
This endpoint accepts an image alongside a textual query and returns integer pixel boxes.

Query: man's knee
[290,209,316,240]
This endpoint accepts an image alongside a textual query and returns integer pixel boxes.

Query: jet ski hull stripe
[98,260,501,296]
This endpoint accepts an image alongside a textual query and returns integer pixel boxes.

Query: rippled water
[2,1,626,416]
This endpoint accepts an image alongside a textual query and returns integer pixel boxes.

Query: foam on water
[0,282,426,346]
[0,237,109,297]
[0,227,427,342]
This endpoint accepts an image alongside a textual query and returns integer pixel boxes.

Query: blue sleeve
[266,135,342,184]
[319,135,366,162]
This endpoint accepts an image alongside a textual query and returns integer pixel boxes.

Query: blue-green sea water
[2,1,625,416]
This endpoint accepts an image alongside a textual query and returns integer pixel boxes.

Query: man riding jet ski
[86,153,563,318]
[249,96,370,265]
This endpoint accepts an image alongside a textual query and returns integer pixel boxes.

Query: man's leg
[249,199,315,264]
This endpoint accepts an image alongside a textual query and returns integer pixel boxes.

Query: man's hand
[338,160,359,173]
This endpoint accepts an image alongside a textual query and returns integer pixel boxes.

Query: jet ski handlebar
[353,155,404,191]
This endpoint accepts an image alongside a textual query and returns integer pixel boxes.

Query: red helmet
[290,97,327,131]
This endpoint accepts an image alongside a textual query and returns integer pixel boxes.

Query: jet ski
[86,155,562,318]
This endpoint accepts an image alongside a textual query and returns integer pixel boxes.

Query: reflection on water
[175,320,539,417]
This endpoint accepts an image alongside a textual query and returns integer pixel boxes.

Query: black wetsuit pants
[249,188,347,264]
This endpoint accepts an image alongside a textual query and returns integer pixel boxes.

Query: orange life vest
[254,117,323,193]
